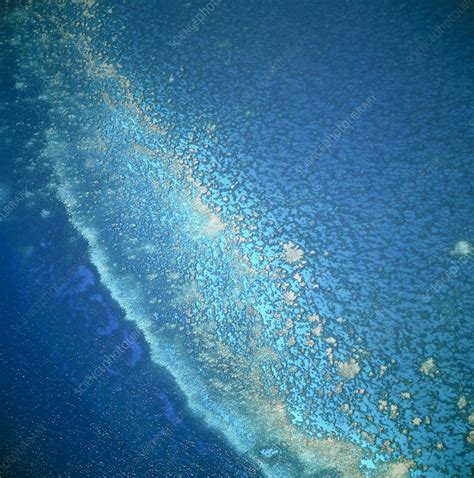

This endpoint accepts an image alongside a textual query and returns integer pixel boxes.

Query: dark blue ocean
[1,1,473,477]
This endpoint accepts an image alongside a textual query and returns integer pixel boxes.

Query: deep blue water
[1,0,473,477]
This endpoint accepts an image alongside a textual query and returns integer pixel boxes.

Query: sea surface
[1,0,473,477]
